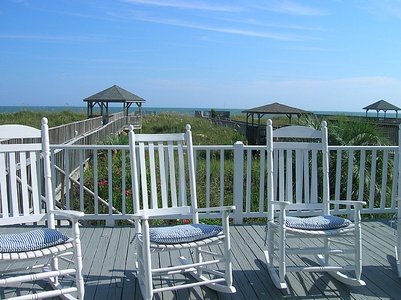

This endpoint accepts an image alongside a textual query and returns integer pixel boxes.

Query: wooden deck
[1,220,401,299]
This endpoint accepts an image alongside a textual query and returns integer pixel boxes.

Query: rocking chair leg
[225,251,233,288]
[51,257,60,285]
[223,214,234,289]
[397,245,401,277]
[265,227,287,289]
[142,221,153,300]
[264,249,287,289]
[278,223,286,286]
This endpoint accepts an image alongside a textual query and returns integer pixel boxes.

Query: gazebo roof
[241,102,312,145]
[83,85,146,121]
[242,102,311,115]
[83,85,146,103]
[363,99,400,119]
[363,99,400,111]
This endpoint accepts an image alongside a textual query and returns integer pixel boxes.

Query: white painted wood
[0,118,85,300]
[48,138,400,222]
[264,119,366,290]
[128,124,236,299]
[0,124,41,139]
[397,198,401,277]
[233,141,244,223]
[396,123,401,278]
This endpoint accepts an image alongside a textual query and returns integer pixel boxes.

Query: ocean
[0,105,393,118]
[0,105,243,116]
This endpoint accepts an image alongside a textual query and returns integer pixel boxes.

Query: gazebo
[83,85,146,124]
[242,102,312,144]
[363,99,400,119]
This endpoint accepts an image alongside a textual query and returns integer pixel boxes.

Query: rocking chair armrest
[329,200,366,208]
[271,201,291,209]
[196,206,235,213]
[130,207,192,220]
[130,213,149,220]
[51,209,84,220]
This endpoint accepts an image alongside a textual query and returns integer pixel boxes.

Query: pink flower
[183,219,190,224]
[125,190,132,196]
[116,169,121,175]
[98,180,108,186]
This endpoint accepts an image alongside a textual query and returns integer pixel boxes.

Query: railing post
[233,141,244,224]
[106,219,115,227]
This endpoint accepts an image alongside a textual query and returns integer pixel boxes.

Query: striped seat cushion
[149,224,223,244]
[0,229,70,253]
[285,215,351,230]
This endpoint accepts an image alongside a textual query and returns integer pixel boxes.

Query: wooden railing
[48,111,141,144]
[3,114,398,224]
[50,142,400,225]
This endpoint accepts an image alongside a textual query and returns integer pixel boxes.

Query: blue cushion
[285,215,351,230]
[149,224,223,244]
[0,229,70,253]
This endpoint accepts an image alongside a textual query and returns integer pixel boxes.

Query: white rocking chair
[397,198,401,277]
[396,124,401,277]
[128,124,236,300]
[0,118,85,300]
[264,119,366,290]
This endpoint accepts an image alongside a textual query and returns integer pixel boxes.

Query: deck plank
[1,220,400,299]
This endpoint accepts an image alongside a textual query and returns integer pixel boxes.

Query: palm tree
[301,115,391,206]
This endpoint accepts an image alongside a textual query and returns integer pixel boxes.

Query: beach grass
[0,110,87,128]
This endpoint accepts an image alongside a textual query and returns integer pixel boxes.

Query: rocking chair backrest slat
[167,141,178,208]
[8,151,19,217]
[177,141,187,207]
[137,141,150,210]
[267,120,329,217]
[129,128,195,218]
[156,142,167,208]
[0,152,9,218]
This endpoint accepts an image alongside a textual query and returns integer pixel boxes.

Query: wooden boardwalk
[1,220,401,299]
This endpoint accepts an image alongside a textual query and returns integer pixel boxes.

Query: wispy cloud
[253,0,327,16]
[0,34,105,43]
[109,14,305,41]
[217,17,323,32]
[53,57,140,64]
[253,76,400,90]
[363,0,401,18]
[121,0,240,12]
[114,1,322,41]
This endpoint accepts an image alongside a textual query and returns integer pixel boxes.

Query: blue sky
[1,0,401,112]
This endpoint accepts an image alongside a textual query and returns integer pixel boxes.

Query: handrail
[50,142,400,225]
